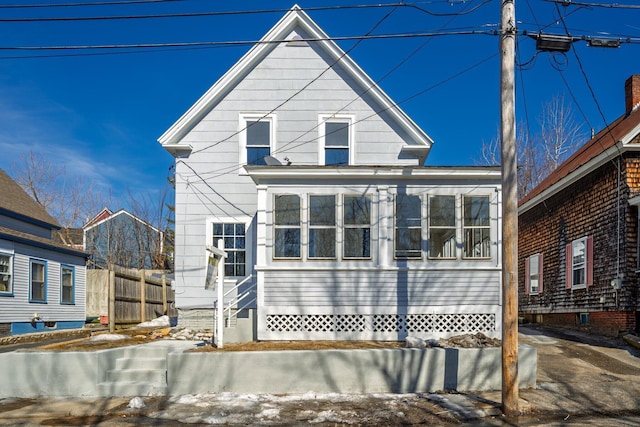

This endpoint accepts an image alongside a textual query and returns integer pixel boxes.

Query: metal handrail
[221,274,256,325]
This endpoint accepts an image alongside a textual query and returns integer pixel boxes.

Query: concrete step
[121,346,173,359]
[115,356,166,370]
[107,368,166,383]
[98,381,167,397]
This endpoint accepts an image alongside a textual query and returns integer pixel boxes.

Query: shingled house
[0,169,87,336]
[518,75,640,336]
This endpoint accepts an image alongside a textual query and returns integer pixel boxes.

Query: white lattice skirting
[265,313,497,334]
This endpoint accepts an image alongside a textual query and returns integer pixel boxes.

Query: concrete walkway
[0,325,639,425]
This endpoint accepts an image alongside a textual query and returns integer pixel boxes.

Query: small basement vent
[286,34,308,47]
[266,313,496,334]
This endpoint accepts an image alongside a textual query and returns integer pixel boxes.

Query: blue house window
[61,265,75,304]
[30,259,47,303]
[0,253,12,295]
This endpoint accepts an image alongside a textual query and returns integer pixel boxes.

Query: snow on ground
[88,333,128,342]
[148,392,445,425]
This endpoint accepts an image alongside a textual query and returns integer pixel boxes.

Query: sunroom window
[428,195,456,258]
[343,195,371,259]
[463,195,491,258]
[274,195,301,259]
[308,195,336,259]
[395,194,422,258]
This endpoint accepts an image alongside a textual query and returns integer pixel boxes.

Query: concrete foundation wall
[1,344,536,397]
[168,345,536,395]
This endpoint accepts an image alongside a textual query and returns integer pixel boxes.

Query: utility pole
[500,0,519,417]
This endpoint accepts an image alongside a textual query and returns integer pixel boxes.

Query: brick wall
[518,153,640,334]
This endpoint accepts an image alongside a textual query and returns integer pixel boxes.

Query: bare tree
[11,150,102,245]
[477,95,587,198]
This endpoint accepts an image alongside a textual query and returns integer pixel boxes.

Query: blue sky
[0,0,638,208]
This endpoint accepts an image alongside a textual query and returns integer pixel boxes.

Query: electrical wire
[546,0,640,9]
[0,0,182,8]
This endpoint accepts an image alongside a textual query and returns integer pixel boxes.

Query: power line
[0,0,182,8]
[546,0,640,9]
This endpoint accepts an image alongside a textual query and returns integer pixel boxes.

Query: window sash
[343,195,371,259]
[529,254,539,293]
[462,196,491,258]
[395,194,422,259]
[30,260,46,302]
[309,195,336,259]
[274,195,301,259]
[429,195,456,259]
[0,254,11,293]
[61,266,74,303]
[213,223,247,277]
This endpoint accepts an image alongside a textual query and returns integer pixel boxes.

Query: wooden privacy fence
[86,266,176,331]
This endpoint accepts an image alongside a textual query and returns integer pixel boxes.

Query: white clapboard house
[160,5,502,341]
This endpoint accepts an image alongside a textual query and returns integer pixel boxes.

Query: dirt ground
[28,327,500,352]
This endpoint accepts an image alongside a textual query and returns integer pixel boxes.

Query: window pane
[396,194,421,227]
[235,224,245,235]
[275,195,300,225]
[224,224,235,235]
[247,147,271,165]
[325,148,349,166]
[395,228,421,257]
[464,196,490,226]
[31,262,45,301]
[344,196,370,225]
[246,121,270,147]
[274,229,301,258]
[573,240,585,265]
[325,122,349,147]
[0,274,9,293]
[573,268,585,286]
[344,228,370,258]
[309,229,336,258]
[429,228,456,258]
[464,228,491,257]
[213,224,223,236]
[430,196,455,226]
[236,237,245,250]
[212,222,246,277]
[310,195,335,226]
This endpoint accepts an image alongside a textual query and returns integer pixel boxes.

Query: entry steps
[97,342,194,397]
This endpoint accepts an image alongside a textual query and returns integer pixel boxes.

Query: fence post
[108,269,115,333]
[162,274,168,315]
[140,269,146,323]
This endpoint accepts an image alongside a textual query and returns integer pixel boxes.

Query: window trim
[461,194,492,260]
[239,113,277,172]
[60,264,75,305]
[308,194,337,260]
[29,259,47,304]
[206,216,252,279]
[342,194,372,260]
[273,194,302,260]
[525,253,543,295]
[394,193,423,260]
[318,114,354,166]
[566,236,593,290]
[427,194,457,260]
[0,252,13,296]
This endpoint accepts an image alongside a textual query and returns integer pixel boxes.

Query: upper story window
[0,253,12,295]
[308,195,336,259]
[274,194,301,259]
[319,114,353,166]
[343,195,371,259]
[61,265,75,304]
[428,195,456,259]
[566,237,593,289]
[462,195,491,258]
[213,223,246,277]
[395,194,422,259]
[240,114,276,168]
[525,253,543,294]
[30,259,47,303]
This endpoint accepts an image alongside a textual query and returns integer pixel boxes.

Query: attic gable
[0,168,59,229]
[159,5,432,161]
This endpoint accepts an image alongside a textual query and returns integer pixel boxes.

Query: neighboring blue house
[160,6,503,342]
[84,208,164,270]
[0,168,88,336]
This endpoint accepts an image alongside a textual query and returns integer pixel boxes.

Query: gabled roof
[0,226,87,258]
[158,5,433,161]
[84,207,113,228]
[0,168,59,229]
[83,209,162,235]
[519,106,640,212]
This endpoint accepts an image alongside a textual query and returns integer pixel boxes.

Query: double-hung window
[274,195,301,259]
[343,195,371,259]
[30,259,46,303]
[240,114,275,167]
[319,115,352,166]
[463,195,491,258]
[525,254,543,294]
[566,237,593,289]
[395,194,422,259]
[0,253,12,294]
[308,195,336,259]
[213,223,246,277]
[428,195,456,258]
[61,265,75,304]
